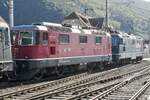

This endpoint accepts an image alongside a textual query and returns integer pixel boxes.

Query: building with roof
[62,12,104,29]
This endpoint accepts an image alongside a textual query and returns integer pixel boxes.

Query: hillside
[0,0,150,39]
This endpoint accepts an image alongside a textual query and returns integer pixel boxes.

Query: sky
[144,0,150,2]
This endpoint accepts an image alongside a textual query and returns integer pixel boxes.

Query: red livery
[12,22,112,80]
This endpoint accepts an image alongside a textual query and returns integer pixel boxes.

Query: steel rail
[0,66,124,99]
[68,82,121,100]
[1,63,149,100]
[90,69,150,100]
[0,72,87,99]
[129,79,150,100]
[23,66,150,100]
[24,76,122,100]
[0,68,119,99]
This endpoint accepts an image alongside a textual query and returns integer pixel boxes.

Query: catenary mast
[9,0,14,28]
[105,0,108,29]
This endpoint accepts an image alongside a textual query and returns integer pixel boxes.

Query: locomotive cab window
[4,28,9,45]
[95,36,102,44]
[119,38,123,44]
[111,35,119,46]
[13,31,40,45]
[79,36,87,43]
[0,28,3,42]
[132,39,135,44]
[59,34,69,44]
[21,32,33,45]
[11,31,18,45]
[123,46,126,51]
[0,28,9,45]
[42,32,48,45]
[34,31,40,45]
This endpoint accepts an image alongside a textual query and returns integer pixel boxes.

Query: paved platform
[143,58,150,61]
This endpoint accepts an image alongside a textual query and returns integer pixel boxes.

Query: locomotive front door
[48,35,57,57]
[0,29,3,61]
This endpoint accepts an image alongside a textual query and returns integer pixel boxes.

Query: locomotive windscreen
[12,31,40,45]
[0,27,11,62]
[0,27,9,45]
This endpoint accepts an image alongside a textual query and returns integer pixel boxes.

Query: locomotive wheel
[97,63,104,71]
[2,73,10,81]
[87,63,94,73]
[55,66,65,77]
[2,71,16,81]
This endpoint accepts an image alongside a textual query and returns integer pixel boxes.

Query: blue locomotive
[111,31,143,64]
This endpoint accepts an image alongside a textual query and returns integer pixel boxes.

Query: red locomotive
[12,12,112,80]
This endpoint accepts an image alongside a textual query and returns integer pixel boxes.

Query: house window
[59,34,69,43]
[79,36,87,43]
[95,36,102,43]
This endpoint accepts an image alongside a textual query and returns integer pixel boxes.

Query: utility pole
[105,0,108,29]
[9,0,14,28]
[148,18,150,54]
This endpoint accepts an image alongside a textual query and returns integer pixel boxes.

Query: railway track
[0,62,149,100]
[18,66,150,100]
[85,67,150,100]
[133,79,150,100]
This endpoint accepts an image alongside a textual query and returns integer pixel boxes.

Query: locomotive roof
[12,23,109,36]
[112,31,143,40]
[12,25,48,31]
[0,16,9,28]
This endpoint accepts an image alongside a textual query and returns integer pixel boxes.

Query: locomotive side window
[95,36,101,44]
[0,28,3,42]
[59,34,69,44]
[11,31,17,45]
[79,36,87,43]
[33,31,40,45]
[0,28,10,45]
[119,38,123,44]
[42,32,48,45]
[132,39,135,44]
[123,46,126,51]
[4,28,9,45]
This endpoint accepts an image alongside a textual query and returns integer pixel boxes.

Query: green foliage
[40,0,150,39]
[109,20,121,30]
[1,0,149,39]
